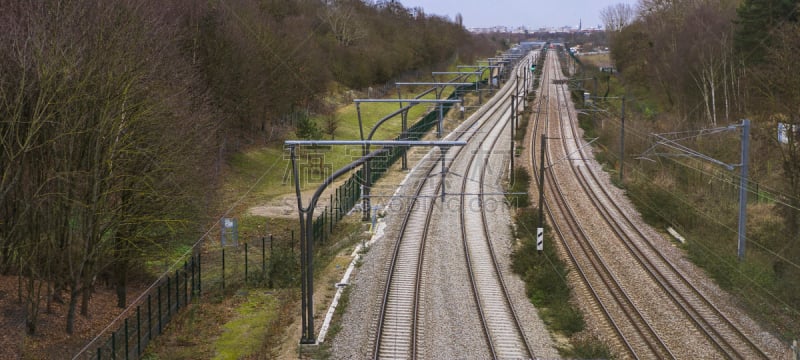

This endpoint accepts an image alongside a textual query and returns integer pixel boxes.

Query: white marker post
[536,227,544,253]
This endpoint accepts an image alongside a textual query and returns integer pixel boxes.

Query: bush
[507,166,531,208]
[268,246,299,288]
[512,207,582,336]
[295,114,322,140]
[567,335,614,359]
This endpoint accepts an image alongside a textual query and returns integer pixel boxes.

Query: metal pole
[441,146,447,201]
[304,198,315,343]
[262,236,266,277]
[514,76,519,120]
[197,253,201,295]
[363,162,371,221]
[157,285,161,334]
[290,146,312,343]
[478,77,483,105]
[510,96,515,172]
[402,110,408,170]
[136,306,141,356]
[538,134,546,226]
[521,61,526,102]
[437,103,443,138]
[737,119,750,261]
[356,103,364,141]
[147,294,152,340]
[124,318,129,360]
[488,59,493,90]
[620,96,625,184]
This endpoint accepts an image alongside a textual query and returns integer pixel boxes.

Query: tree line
[603,0,800,321]
[605,0,800,239]
[0,0,497,335]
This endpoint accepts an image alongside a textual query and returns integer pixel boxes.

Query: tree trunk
[710,69,717,126]
[115,263,128,308]
[24,277,43,335]
[66,285,79,334]
[80,283,91,316]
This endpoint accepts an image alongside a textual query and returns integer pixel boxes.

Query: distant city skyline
[397,0,640,30]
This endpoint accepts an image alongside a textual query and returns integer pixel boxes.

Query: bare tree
[601,3,636,33]
[0,0,219,334]
[751,22,800,239]
[319,2,367,47]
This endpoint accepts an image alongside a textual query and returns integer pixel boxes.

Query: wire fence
[73,85,470,360]
[75,232,299,360]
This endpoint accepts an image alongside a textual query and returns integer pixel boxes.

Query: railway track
[533,49,674,359]
[374,50,537,359]
[458,71,533,358]
[550,52,770,359]
[530,47,773,359]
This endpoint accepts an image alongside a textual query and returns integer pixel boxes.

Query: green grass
[224,87,453,209]
[506,166,531,208]
[569,67,800,341]
[227,147,290,201]
[213,292,278,360]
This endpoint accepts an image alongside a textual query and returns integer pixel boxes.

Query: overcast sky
[397,0,640,29]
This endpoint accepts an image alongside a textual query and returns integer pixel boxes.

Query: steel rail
[531,50,660,359]
[554,52,770,360]
[373,52,526,359]
[462,76,535,358]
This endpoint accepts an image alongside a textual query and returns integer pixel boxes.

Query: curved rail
[373,53,533,359]
[530,47,772,359]
[532,50,674,359]
[458,79,534,358]
[552,50,770,360]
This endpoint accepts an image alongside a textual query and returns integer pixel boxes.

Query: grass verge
[511,207,612,358]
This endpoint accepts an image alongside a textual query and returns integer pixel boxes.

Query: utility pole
[620,96,625,184]
[737,119,750,261]
[511,95,516,172]
[538,133,546,227]
[647,119,751,261]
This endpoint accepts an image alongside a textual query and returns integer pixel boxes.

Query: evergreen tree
[734,0,799,64]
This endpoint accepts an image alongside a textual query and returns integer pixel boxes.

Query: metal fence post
[221,248,225,290]
[261,237,266,278]
[136,305,141,357]
[197,253,202,296]
[268,235,274,289]
[166,276,171,319]
[190,255,195,300]
[157,286,162,334]
[124,318,129,360]
[245,243,249,285]
[147,294,152,340]
[175,269,180,310]
[184,261,188,305]
[111,330,116,360]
